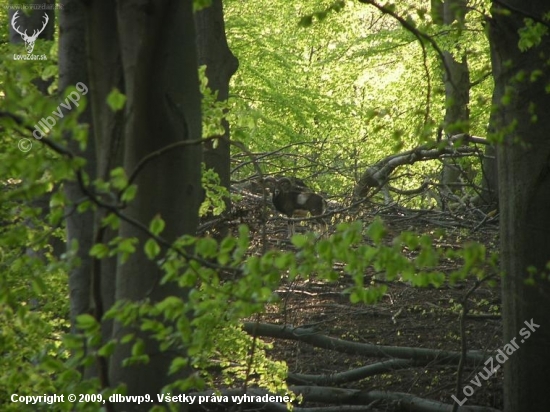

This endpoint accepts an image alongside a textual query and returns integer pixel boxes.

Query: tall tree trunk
[107,1,202,408]
[59,0,96,332]
[489,2,550,411]
[84,0,124,346]
[195,0,238,233]
[435,0,470,209]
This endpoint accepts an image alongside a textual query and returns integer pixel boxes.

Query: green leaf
[169,357,188,375]
[518,19,548,51]
[196,237,218,258]
[274,252,293,269]
[291,234,308,247]
[217,252,230,265]
[98,340,117,357]
[121,334,135,344]
[106,88,127,111]
[116,237,138,263]
[63,334,85,350]
[220,236,237,253]
[349,289,363,304]
[40,357,63,373]
[77,200,92,213]
[119,238,137,253]
[132,339,145,356]
[121,184,138,202]
[156,296,184,315]
[110,167,128,190]
[144,238,161,259]
[76,314,98,331]
[102,213,121,230]
[31,277,46,295]
[149,214,166,236]
[49,191,67,207]
[41,65,57,80]
[367,218,386,243]
[49,208,65,226]
[90,243,109,258]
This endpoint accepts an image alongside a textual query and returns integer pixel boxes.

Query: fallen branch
[242,322,489,365]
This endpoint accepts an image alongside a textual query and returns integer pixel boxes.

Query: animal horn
[277,177,292,191]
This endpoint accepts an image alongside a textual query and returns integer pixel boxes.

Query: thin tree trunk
[437,0,470,209]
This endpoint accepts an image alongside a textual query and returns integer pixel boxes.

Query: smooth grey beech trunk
[195,0,239,235]
[59,0,96,332]
[489,2,550,411]
[84,0,124,344]
[60,0,202,409]
[60,1,122,386]
[108,1,202,410]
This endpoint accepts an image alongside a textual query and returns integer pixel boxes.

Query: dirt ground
[204,189,502,411]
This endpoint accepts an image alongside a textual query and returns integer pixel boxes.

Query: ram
[264,177,327,237]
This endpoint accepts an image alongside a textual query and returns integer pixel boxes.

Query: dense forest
[1,0,549,411]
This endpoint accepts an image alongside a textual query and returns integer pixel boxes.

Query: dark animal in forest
[263,176,327,237]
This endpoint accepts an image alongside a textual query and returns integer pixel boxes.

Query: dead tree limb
[354,134,487,200]
[242,322,489,365]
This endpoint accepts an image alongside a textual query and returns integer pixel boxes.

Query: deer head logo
[11,11,49,54]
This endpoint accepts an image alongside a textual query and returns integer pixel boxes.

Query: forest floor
[206,187,502,410]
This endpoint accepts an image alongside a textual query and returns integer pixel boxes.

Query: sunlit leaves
[200,165,230,217]
[518,19,548,51]
[226,0,490,199]
[41,64,57,81]
[199,65,228,139]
